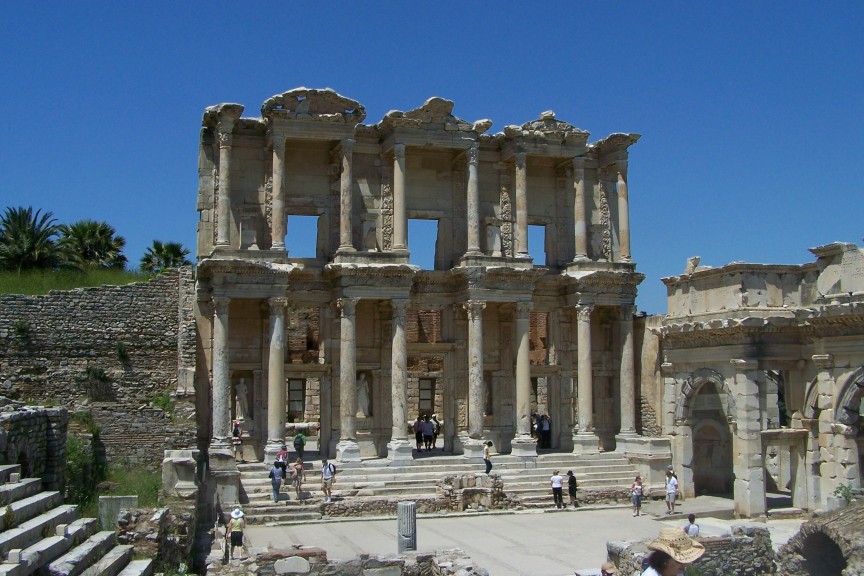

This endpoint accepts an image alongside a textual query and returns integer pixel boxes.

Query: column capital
[571,157,587,171]
[212,294,231,312]
[516,301,533,318]
[618,305,636,321]
[393,142,406,159]
[463,300,486,320]
[730,358,759,372]
[391,299,410,316]
[467,142,479,166]
[217,131,233,149]
[268,296,289,311]
[337,297,360,316]
[340,138,355,155]
[575,304,594,321]
[812,354,834,370]
[615,159,628,176]
[514,151,526,167]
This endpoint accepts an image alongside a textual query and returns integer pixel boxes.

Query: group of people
[628,466,679,518]
[413,414,442,452]
[549,470,579,508]
[266,432,311,503]
[531,412,552,448]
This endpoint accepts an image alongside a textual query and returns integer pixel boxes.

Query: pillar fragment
[514,152,528,257]
[393,143,407,250]
[211,296,231,449]
[338,138,356,252]
[265,297,287,459]
[337,297,361,461]
[465,142,482,256]
[388,299,413,460]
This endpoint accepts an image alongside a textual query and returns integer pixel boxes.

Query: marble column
[211,295,231,449]
[514,152,528,257]
[265,297,287,458]
[571,158,588,261]
[388,299,413,460]
[573,304,598,453]
[617,305,637,438]
[337,297,361,461]
[216,126,235,247]
[464,300,486,440]
[616,161,631,262]
[512,302,536,456]
[270,134,287,250]
[465,142,482,256]
[338,138,356,252]
[393,143,407,250]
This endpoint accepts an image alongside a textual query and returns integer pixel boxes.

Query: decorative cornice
[261,87,366,124]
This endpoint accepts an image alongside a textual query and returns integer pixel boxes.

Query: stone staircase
[236,449,640,523]
[0,464,153,576]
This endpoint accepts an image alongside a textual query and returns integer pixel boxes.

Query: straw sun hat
[647,527,705,564]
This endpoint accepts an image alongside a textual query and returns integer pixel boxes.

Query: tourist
[541,414,552,448]
[531,411,540,439]
[550,469,564,509]
[422,415,435,451]
[483,441,493,474]
[231,419,243,462]
[293,431,306,460]
[414,415,424,452]
[275,444,289,477]
[665,469,678,515]
[640,527,704,576]
[685,514,699,538]
[290,457,306,501]
[268,460,283,503]
[567,470,579,508]
[601,561,617,576]
[227,508,246,560]
[431,414,441,449]
[630,475,644,516]
[321,458,337,503]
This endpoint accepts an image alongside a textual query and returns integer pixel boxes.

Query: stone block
[9,473,20,483]
[55,524,69,537]
[274,556,311,574]
[7,549,23,564]
[98,495,138,531]
[363,567,401,576]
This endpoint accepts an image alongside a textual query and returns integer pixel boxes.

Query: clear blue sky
[2,2,862,314]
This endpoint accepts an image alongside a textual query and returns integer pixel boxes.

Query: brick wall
[0,405,68,491]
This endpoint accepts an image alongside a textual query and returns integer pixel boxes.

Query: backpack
[293,434,305,448]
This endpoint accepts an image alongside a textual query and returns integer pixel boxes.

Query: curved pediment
[261,87,366,124]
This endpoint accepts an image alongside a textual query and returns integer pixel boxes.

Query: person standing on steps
[290,457,306,502]
[483,441,493,474]
[414,415,424,452]
[431,414,442,450]
[268,460,283,503]
[567,470,579,508]
[227,508,246,560]
[293,431,306,460]
[630,475,644,516]
[275,444,289,478]
[321,458,337,503]
[422,415,435,451]
[550,469,564,509]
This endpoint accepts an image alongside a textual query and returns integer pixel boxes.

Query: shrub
[13,319,32,345]
[66,434,107,511]
[151,391,174,413]
[116,341,129,361]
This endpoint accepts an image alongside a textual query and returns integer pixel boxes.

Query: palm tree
[140,240,191,273]
[0,206,63,273]
[58,220,127,270]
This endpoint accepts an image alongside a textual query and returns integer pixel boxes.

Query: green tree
[140,240,191,273]
[58,219,127,270]
[0,206,63,272]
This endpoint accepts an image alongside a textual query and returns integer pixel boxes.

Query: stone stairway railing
[0,465,153,576]
[235,451,641,523]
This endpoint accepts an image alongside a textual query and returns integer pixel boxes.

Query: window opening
[408,219,438,270]
[419,379,435,415]
[527,224,547,265]
[286,215,318,258]
[287,379,305,422]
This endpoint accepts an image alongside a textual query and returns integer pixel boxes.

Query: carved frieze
[500,171,513,258]
[381,162,394,251]
[598,179,612,261]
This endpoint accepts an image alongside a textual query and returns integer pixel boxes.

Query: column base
[264,440,286,464]
[572,433,601,455]
[387,439,415,461]
[336,440,361,462]
[511,436,538,457]
[614,431,641,454]
[461,436,486,459]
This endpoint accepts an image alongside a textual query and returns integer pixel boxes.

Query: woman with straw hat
[641,527,705,576]
[226,508,246,560]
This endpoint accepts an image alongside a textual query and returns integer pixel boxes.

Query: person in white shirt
[665,469,678,515]
[685,514,699,538]
[550,470,564,509]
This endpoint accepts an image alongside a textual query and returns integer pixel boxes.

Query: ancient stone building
[193,87,647,480]
[655,243,864,516]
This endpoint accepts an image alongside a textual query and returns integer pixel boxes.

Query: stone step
[0,505,79,560]
[115,559,153,576]
[46,531,116,576]
[78,543,132,576]
[0,479,43,507]
[242,511,323,524]
[0,492,64,532]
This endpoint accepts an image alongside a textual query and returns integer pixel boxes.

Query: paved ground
[244,495,805,576]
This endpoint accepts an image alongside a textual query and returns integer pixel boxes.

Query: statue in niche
[356,372,371,418]
[363,223,379,251]
[235,378,250,421]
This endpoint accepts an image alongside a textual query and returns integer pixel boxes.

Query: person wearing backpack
[321,458,337,503]
[293,432,306,460]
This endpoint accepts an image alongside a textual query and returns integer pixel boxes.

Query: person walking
[665,469,678,515]
[422,415,435,451]
[321,458,337,503]
[685,514,700,538]
[431,414,441,449]
[483,441,493,474]
[290,457,306,501]
[268,460,283,503]
[226,508,246,560]
[275,444,289,477]
[550,470,564,509]
[292,431,306,460]
[630,475,644,516]
[567,470,579,508]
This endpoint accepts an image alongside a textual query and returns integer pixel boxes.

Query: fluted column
[216,127,235,246]
[338,138,356,252]
[515,302,532,437]
[266,297,287,454]
[616,161,631,262]
[618,305,637,436]
[572,158,588,261]
[465,143,482,256]
[211,296,231,449]
[337,297,361,461]
[464,300,486,439]
[393,143,407,250]
[388,299,413,460]
[514,152,528,257]
[271,134,287,249]
[576,304,594,435]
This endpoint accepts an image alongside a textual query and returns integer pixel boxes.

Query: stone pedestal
[161,449,199,500]
[336,440,361,462]
[572,433,600,455]
[510,436,538,457]
[209,449,240,505]
[461,436,485,459]
[387,439,414,461]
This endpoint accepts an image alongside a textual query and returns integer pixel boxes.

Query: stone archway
[691,387,734,495]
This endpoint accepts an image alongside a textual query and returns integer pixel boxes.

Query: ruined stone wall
[0,405,68,491]
[0,268,198,468]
